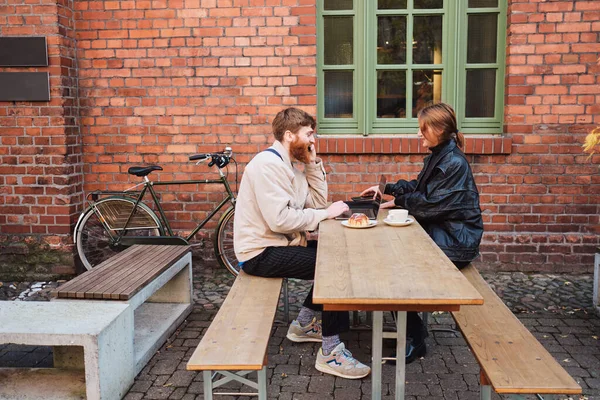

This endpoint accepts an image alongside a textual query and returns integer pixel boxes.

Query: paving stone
[1,266,599,399]
[145,386,176,399]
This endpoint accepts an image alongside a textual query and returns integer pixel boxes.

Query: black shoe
[405,340,426,364]
[385,339,427,365]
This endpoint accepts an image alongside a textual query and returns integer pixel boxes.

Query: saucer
[383,217,414,227]
[341,220,378,229]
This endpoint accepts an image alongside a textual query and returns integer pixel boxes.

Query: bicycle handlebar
[189,147,233,169]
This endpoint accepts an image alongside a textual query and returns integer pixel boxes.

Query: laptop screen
[336,175,387,220]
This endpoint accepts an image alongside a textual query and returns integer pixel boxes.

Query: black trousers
[407,260,470,343]
[242,241,350,337]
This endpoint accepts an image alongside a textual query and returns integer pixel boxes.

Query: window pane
[413,70,442,117]
[468,0,498,7]
[414,0,443,9]
[324,71,353,118]
[465,69,495,117]
[324,0,353,10]
[324,17,353,65]
[413,16,443,64]
[467,14,497,63]
[377,16,407,64]
[377,70,406,118]
[378,0,407,9]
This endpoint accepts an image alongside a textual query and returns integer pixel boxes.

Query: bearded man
[233,107,371,379]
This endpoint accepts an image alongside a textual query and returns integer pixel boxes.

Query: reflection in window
[377,71,407,118]
[378,16,407,64]
[414,0,443,9]
[324,71,353,118]
[467,14,497,63]
[466,69,495,117]
[324,0,353,10]
[324,17,353,65]
[413,16,443,65]
[378,0,407,9]
[413,70,442,117]
[468,0,498,7]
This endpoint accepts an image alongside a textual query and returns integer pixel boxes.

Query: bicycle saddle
[127,165,163,177]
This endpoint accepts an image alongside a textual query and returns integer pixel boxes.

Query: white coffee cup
[388,209,409,222]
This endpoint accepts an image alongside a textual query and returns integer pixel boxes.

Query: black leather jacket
[384,139,483,263]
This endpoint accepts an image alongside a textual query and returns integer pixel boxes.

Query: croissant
[348,213,369,227]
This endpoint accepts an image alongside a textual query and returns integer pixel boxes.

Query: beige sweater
[233,140,329,262]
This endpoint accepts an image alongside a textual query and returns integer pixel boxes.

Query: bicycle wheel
[214,206,239,275]
[75,197,163,270]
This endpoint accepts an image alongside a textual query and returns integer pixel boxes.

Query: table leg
[395,311,407,399]
[371,311,383,400]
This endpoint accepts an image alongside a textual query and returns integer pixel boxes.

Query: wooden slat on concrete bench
[52,244,194,378]
[54,244,191,300]
[452,265,582,396]
[188,271,283,371]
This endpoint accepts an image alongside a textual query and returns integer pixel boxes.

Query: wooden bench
[187,271,283,400]
[452,265,582,399]
[52,244,193,376]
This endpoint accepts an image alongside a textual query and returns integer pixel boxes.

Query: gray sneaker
[315,342,371,379]
[286,318,322,343]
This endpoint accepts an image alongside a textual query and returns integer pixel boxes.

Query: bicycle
[74,147,240,275]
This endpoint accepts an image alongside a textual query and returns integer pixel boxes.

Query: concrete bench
[186,271,283,400]
[52,244,193,375]
[0,301,133,400]
[452,265,582,399]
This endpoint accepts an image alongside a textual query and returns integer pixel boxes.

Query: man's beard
[290,136,311,164]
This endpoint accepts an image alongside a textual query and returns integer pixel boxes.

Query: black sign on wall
[0,37,50,101]
[0,37,48,67]
[0,72,50,101]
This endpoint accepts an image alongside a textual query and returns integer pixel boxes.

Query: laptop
[336,175,387,220]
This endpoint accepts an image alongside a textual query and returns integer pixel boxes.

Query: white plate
[341,220,378,229]
[383,217,415,227]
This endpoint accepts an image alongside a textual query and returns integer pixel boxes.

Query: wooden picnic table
[313,209,484,400]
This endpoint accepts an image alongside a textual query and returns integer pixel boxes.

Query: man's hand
[308,144,317,164]
[359,185,383,200]
[326,201,349,219]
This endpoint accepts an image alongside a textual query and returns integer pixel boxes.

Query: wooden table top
[313,210,484,312]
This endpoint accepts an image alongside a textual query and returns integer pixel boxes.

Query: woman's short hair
[417,103,465,149]
[272,108,316,142]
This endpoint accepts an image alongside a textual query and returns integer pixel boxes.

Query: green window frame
[317,0,507,136]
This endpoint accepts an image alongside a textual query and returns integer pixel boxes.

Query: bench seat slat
[57,246,148,298]
[112,246,188,300]
[88,246,180,300]
[187,271,283,371]
[452,265,581,395]
[53,245,191,301]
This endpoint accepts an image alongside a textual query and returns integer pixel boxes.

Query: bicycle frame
[88,165,236,246]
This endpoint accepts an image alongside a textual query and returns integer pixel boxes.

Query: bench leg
[202,368,267,398]
[480,385,491,400]
[203,370,214,400]
[258,366,267,400]
[283,278,290,323]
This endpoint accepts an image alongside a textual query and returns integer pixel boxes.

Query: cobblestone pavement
[1,263,599,400]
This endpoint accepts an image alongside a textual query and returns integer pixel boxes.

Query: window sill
[315,135,512,155]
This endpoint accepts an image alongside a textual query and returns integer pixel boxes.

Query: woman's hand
[359,185,382,199]
[379,200,396,209]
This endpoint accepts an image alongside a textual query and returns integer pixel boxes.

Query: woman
[361,102,483,364]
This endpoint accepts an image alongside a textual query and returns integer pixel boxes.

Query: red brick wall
[1,0,599,275]
[0,0,81,276]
